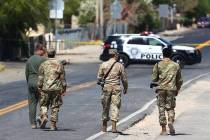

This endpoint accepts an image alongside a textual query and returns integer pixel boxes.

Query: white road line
[86,72,210,140]
[86,99,156,140]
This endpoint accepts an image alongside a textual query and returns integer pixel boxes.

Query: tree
[0,0,48,38]
[178,0,210,25]
[129,0,160,32]
[152,0,173,5]
[152,0,198,13]
[63,0,83,26]
[0,0,49,60]
[78,0,96,25]
[192,0,210,18]
[152,0,204,26]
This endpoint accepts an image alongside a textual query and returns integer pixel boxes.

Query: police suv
[100,34,202,68]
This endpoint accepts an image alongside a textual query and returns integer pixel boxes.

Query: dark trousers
[28,85,39,125]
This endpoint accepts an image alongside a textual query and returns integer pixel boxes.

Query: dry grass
[0,64,5,72]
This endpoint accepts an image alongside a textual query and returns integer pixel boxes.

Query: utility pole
[170,7,173,24]
[54,0,57,38]
[96,0,99,39]
[99,0,104,39]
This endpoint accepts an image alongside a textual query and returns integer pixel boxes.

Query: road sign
[158,4,169,18]
[50,10,63,19]
[49,0,64,19]
[49,0,64,10]
[111,0,122,20]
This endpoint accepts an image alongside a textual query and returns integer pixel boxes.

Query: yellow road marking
[66,81,96,92]
[0,100,28,116]
[0,81,96,116]
[196,40,210,49]
[177,43,210,46]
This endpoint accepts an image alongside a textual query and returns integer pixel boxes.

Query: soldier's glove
[150,82,158,88]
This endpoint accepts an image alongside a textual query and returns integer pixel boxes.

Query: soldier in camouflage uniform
[37,48,67,131]
[97,49,128,133]
[152,47,183,135]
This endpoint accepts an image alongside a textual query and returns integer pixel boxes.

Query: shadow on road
[170,133,192,136]
[43,128,76,132]
[118,131,131,136]
[107,130,130,136]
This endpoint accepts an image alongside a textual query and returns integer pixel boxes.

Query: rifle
[150,82,159,88]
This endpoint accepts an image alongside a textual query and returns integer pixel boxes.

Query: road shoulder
[114,74,210,140]
[0,63,5,72]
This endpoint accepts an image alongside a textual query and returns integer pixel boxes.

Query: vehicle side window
[147,38,163,46]
[127,38,146,45]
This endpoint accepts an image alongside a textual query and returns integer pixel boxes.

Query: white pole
[96,0,99,38]
[99,0,104,39]
[170,7,173,24]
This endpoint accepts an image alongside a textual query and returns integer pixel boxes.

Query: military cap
[109,49,119,55]
[47,48,56,56]
[162,46,172,57]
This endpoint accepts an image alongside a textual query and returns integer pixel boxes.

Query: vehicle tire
[119,54,130,68]
[171,55,185,69]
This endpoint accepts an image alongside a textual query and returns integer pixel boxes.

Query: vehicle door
[123,37,147,60]
[144,37,164,60]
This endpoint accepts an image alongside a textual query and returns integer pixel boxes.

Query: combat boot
[37,117,41,126]
[112,121,117,133]
[160,125,167,135]
[50,121,58,131]
[102,120,107,132]
[40,115,48,129]
[168,122,175,135]
[31,124,37,129]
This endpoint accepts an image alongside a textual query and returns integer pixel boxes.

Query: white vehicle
[100,35,202,68]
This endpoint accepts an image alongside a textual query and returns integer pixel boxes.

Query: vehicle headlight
[186,50,195,54]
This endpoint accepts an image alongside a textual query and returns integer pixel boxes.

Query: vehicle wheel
[119,54,130,68]
[172,55,185,69]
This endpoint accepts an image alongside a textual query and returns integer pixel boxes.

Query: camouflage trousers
[157,90,176,126]
[40,91,63,122]
[101,89,121,122]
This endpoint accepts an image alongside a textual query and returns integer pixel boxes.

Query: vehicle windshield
[159,38,173,46]
[198,17,208,21]
[105,36,121,43]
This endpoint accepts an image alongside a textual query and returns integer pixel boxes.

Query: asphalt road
[0,28,210,140]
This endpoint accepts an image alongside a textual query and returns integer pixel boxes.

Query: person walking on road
[25,43,47,129]
[37,48,67,131]
[97,49,128,133]
[152,47,183,135]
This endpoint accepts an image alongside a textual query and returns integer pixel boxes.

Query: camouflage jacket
[152,58,183,91]
[38,58,67,92]
[97,58,128,91]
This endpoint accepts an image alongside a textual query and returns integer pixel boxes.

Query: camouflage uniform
[152,58,183,126]
[38,58,67,123]
[98,58,128,122]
